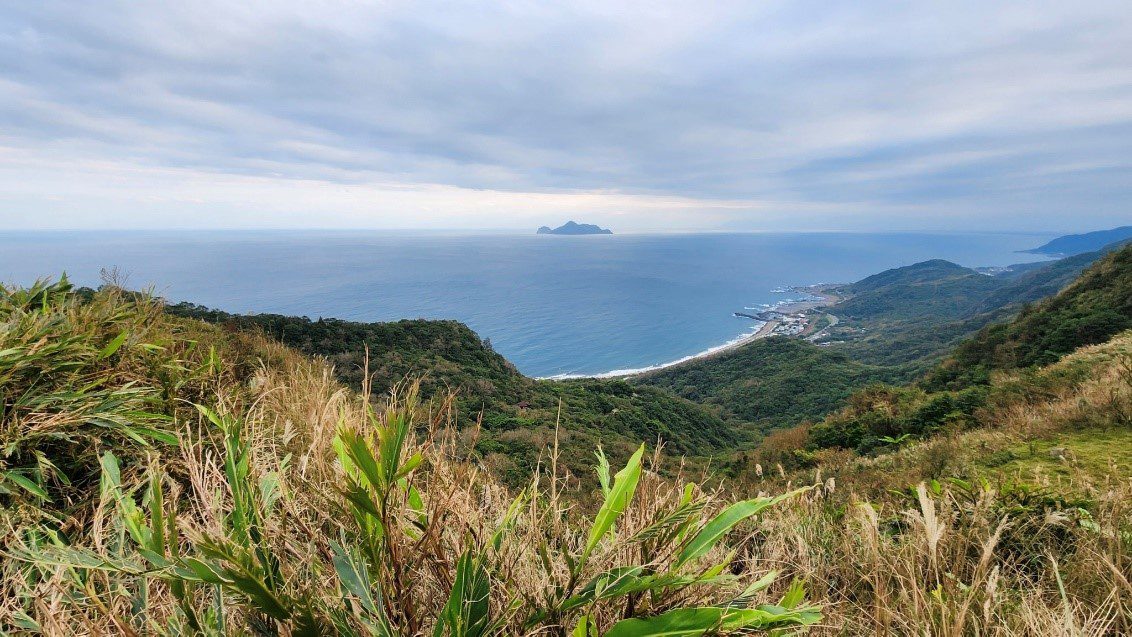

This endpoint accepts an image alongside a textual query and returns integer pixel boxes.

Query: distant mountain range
[1023,225,1132,256]
[537,220,613,235]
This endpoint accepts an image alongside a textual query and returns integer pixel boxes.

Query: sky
[1,1,1130,233]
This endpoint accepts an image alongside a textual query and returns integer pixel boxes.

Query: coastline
[543,286,839,380]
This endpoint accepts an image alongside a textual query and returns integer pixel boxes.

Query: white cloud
[1,1,1130,231]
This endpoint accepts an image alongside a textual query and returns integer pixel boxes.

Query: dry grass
[734,332,1132,634]
[2,283,822,635]
[2,283,1129,635]
[743,477,1131,635]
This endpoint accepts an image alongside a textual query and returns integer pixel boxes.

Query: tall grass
[2,280,1129,635]
[738,332,1132,635]
[1,281,818,635]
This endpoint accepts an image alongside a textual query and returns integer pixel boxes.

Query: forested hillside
[5,266,1129,634]
[834,259,1001,320]
[794,243,1132,456]
[975,246,1119,312]
[927,243,1132,389]
[166,304,739,480]
[634,337,897,434]
[636,247,1115,438]
[819,250,1109,368]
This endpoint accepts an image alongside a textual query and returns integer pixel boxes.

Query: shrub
[1,281,819,634]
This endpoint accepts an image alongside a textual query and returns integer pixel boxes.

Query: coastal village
[734,285,841,343]
[531,227,854,376]
[735,308,809,336]
[576,284,846,380]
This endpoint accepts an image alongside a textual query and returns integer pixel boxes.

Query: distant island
[1022,225,1132,256]
[537,220,613,235]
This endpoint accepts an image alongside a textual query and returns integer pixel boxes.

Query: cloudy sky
[1,1,1130,232]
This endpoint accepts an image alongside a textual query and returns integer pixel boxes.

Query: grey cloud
[1,1,1130,230]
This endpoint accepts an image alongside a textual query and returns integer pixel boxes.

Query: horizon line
[0,227,1064,236]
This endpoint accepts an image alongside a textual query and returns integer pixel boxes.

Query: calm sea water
[0,231,1054,377]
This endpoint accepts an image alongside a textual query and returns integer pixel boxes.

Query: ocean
[0,231,1054,378]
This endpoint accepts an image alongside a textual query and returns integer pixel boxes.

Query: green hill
[636,248,1122,443]
[822,249,1110,369]
[1023,225,1132,255]
[634,337,896,435]
[166,303,738,480]
[978,240,1130,311]
[4,265,1129,634]
[800,243,1132,454]
[927,243,1132,389]
[838,259,998,320]
[815,259,1004,372]
[166,306,523,396]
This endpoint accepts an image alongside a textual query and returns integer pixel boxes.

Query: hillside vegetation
[635,337,897,435]
[975,247,1120,312]
[166,304,739,482]
[635,247,1113,438]
[819,250,1108,369]
[927,244,1132,389]
[835,259,1002,321]
[724,250,1132,633]
[0,279,820,635]
[771,244,1132,458]
[3,275,1128,634]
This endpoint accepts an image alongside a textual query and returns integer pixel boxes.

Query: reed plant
[1,280,819,635]
[2,279,1129,635]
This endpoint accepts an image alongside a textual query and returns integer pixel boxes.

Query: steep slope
[927,243,1132,388]
[632,261,1009,439]
[166,304,739,478]
[817,260,1005,372]
[977,239,1130,312]
[805,329,1132,483]
[639,249,1122,441]
[798,244,1132,454]
[738,328,1127,534]
[824,249,1114,369]
[634,337,896,435]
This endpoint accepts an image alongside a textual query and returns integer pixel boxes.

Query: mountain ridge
[1022,225,1132,255]
[165,302,739,480]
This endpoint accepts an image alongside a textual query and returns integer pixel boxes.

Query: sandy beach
[547,286,839,380]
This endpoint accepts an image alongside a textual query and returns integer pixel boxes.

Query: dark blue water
[0,231,1054,377]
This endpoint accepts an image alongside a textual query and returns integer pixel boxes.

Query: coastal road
[806,312,839,342]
